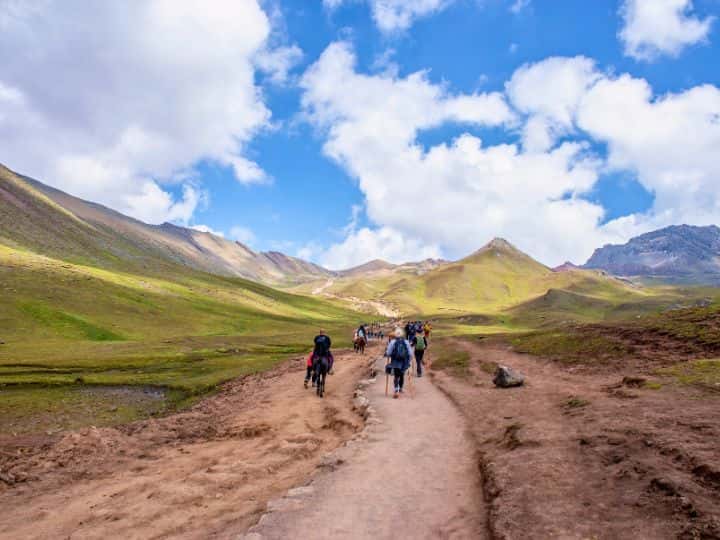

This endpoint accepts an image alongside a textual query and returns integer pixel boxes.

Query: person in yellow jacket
[423,321,432,343]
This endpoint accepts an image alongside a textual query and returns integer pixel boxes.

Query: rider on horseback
[305,329,334,388]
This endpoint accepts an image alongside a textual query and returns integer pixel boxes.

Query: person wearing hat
[385,327,413,398]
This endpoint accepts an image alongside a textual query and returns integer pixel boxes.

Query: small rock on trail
[493,365,524,388]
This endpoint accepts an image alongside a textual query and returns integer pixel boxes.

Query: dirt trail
[0,347,372,540]
[246,356,486,539]
[311,279,399,318]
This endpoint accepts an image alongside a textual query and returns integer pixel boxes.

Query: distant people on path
[423,321,432,343]
[385,327,413,399]
[305,329,334,388]
[405,321,416,343]
[412,331,427,377]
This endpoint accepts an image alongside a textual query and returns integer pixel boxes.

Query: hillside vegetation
[299,238,676,324]
[0,165,330,285]
[0,166,365,433]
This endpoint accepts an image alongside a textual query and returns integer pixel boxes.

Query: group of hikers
[304,320,432,400]
[352,323,384,342]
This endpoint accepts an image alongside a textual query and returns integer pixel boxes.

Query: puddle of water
[0,384,170,435]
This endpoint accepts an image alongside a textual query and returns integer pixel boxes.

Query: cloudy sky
[1,0,719,269]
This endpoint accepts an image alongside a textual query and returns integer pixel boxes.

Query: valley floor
[2,339,720,539]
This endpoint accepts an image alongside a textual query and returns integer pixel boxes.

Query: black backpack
[391,339,409,364]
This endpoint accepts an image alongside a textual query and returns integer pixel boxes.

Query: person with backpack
[385,327,413,399]
[412,331,427,377]
[305,329,334,388]
[423,321,432,344]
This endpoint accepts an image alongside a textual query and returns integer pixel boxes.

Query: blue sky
[1,0,719,268]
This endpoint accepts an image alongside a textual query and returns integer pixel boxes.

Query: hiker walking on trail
[385,327,413,399]
[404,322,416,343]
[423,321,432,344]
[305,329,334,388]
[412,331,427,377]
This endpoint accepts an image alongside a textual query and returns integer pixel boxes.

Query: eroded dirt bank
[0,347,373,539]
[431,339,720,539]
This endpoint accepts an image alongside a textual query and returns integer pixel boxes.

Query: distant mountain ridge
[584,225,720,284]
[0,165,331,284]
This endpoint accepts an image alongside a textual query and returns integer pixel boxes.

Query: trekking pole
[385,361,389,397]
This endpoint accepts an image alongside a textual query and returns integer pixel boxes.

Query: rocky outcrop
[584,225,720,284]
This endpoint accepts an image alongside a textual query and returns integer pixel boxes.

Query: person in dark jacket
[385,327,413,398]
[305,329,333,388]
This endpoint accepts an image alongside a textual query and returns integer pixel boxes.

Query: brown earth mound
[431,339,720,539]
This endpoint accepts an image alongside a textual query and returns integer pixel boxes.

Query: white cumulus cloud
[320,227,442,270]
[230,226,257,248]
[324,0,453,32]
[190,225,225,238]
[301,44,720,267]
[619,0,714,60]
[301,43,618,267]
[0,0,284,224]
[577,76,720,230]
[507,56,601,152]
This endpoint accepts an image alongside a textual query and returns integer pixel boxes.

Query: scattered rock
[287,486,314,498]
[318,454,345,471]
[650,477,679,496]
[0,472,16,485]
[692,464,720,488]
[352,395,370,412]
[493,365,524,388]
[622,376,647,388]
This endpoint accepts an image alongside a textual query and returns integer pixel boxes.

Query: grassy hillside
[0,165,331,284]
[298,239,664,320]
[0,243,362,433]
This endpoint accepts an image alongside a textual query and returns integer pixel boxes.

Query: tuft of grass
[431,349,471,377]
[660,359,720,392]
[563,395,590,409]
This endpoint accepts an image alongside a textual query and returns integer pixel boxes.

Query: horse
[353,333,367,354]
[313,355,329,398]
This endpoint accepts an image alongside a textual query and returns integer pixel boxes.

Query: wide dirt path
[245,356,486,540]
[0,348,371,540]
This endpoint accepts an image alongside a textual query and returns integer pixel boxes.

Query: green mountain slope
[298,238,651,317]
[0,164,331,284]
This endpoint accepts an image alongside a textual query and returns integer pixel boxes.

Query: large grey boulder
[493,365,524,388]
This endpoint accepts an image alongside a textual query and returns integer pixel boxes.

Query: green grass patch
[0,384,171,435]
[563,395,590,409]
[431,349,471,377]
[18,301,124,341]
[510,329,631,364]
[660,359,720,392]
